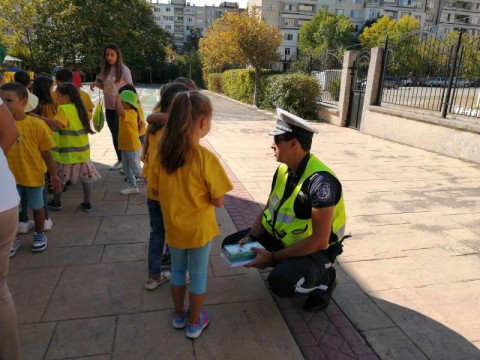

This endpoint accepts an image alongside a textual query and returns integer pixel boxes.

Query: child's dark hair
[173,77,197,90]
[55,68,73,83]
[56,82,94,134]
[118,84,137,95]
[160,90,212,173]
[100,44,124,82]
[1,82,28,100]
[149,83,189,134]
[32,75,56,116]
[14,70,31,87]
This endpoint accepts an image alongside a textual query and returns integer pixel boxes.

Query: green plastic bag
[93,92,105,132]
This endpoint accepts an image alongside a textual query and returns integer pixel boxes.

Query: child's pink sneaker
[186,309,210,339]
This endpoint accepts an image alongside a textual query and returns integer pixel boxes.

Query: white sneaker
[120,186,139,195]
[10,238,21,258]
[44,218,54,231]
[18,220,35,234]
[111,161,123,170]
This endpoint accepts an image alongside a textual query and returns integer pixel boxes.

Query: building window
[351,10,361,18]
[426,1,435,9]
[353,0,361,3]
[166,7,171,11]
[285,48,291,56]
[399,0,412,5]
[370,10,379,19]
[284,18,295,26]
[284,33,293,40]
[335,9,344,15]
[166,25,172,30]
[188,17,193,22]
[284,4,293,11]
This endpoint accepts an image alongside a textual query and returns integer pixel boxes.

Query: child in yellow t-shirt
[115,90,142,195]
[0,83,62,256]
[54,68,94,119]
[141,83,190,291]
[118,84,146,146]
[150,90,233,339]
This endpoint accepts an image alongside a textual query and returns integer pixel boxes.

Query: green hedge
[207,73,223,93]
[206,69,320,119]
[261,73,320,119]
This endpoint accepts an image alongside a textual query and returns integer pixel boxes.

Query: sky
[149,0,249,9]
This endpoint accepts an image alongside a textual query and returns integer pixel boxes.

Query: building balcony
[444,1,473,11]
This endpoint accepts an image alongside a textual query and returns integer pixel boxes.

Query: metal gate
[347,52,370,129]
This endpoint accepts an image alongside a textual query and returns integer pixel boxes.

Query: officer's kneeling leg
[267,253,330,298]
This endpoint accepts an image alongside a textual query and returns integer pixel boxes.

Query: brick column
[338,50,360,127]
[361,47,385,130]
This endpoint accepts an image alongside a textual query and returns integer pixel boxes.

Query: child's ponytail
[56,82,94,134]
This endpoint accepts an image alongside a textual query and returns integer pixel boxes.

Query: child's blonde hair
[160,91,212,174]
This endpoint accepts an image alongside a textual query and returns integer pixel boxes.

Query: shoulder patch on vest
[315,183,331,201]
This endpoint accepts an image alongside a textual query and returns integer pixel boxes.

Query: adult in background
[223,108,347,312]
[0,96,21,359]
[90,44,132,170]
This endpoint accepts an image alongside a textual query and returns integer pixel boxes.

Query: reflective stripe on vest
[51,104,90,164]
[261,154,347,248]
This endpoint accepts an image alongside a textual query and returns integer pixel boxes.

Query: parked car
[383,76,400,89]
[424,77,447,87]
[453,77,474,88]
[398,76,412,86]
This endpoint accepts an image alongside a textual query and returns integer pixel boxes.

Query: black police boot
[303,268,337,312]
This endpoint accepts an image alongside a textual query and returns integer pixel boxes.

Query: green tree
[298,8,355,58]
[199,9,282,106]
[183,26,203,53]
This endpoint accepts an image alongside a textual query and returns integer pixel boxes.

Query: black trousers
[105,109,121,162]
[222,229,334,298]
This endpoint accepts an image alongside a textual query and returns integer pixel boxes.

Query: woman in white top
[90,44,133,170]
[0,96,21,360]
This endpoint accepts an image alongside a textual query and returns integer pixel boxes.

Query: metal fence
[380,30,480,118]
[310,52,343,106]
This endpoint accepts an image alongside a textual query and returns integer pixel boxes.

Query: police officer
[223,108,347,312]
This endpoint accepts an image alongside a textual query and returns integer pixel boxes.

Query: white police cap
[269,108,319,138]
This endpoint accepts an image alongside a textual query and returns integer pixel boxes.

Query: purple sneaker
[172,305,188,329]
[186,309,210,339]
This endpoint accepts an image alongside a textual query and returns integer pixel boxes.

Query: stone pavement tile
[18,322,56,360]
[9,267,63,323]
[69,356,110,360]
[45,317,115,360]
[26,246,103,268]
[101,243,146,263]
[362,328,427,360]
[333,283,394,332]
[80,200,128,217]
[371,295,480,360]
[61,186,106,202]
[125,202,150,215]
[95,215,149,245]
[43,262,146,321]
[40,216,102,247]
[194,301,304,360]
[205,271,273,304]
[8,249,33,269]
[113,310,195,360]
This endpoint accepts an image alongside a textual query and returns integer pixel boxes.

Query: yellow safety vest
[51,104,90,164]
[261,154,346,248]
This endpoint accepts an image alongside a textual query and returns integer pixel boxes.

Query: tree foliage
[183,26,203,53]
[298,9,355,57]
[199,8,282,105]
[0,0,172,75]
[358,15,420,50]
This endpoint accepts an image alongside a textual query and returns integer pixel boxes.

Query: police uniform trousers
[222,229,335,298]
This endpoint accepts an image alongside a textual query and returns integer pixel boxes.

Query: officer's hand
[238,236,251,246]
[245,248,272,269]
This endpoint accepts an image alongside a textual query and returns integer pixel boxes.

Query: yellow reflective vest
[261,154,346,248]
[51,104,90,164]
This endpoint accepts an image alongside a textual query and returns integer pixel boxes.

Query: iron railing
[310,52,343,106]
[380,30,480,118]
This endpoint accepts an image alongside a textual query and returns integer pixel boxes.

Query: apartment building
[437,0,480,36]
[149,0,240,49]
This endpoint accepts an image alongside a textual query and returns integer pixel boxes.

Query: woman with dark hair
[90,44,132,170]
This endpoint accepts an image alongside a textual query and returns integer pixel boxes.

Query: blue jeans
[121,150,141,187]
[147,199,165,276]
[19,178,49,222]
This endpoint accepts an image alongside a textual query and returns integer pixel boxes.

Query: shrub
[261,73,320,119]
[327,77,341,102]
[222,69,256,104]
[207,73,223,93]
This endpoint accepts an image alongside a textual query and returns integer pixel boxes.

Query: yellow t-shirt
[80,90,94,119]
[138,105,146,137]
[152,145,233,249]
[39,103,57,119]
[6,115,55,187]
[118,109,141,151]
[143,129,163,200]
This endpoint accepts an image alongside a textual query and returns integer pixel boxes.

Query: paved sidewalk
[205,92,480,360]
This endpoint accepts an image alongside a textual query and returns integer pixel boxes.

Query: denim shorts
[17,185,44,211]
